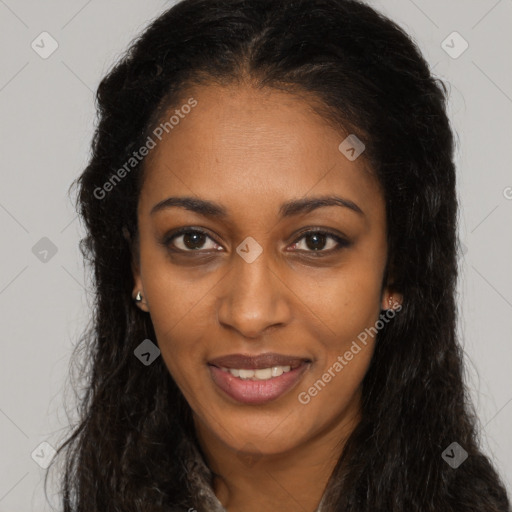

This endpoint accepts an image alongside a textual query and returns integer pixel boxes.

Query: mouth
[207,352,312,405]
[208,352,311,370]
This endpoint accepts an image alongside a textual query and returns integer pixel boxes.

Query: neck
[192,399,361,512]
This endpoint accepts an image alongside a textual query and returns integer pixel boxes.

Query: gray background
[0,0,511,510]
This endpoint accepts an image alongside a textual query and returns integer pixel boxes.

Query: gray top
[179,432,332,512]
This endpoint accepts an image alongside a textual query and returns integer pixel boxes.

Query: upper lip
[208,352,311,370]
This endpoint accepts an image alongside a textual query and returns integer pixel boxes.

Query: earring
[134,291,143,303]
[388,295,394,310]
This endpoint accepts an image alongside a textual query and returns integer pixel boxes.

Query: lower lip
[208,363,310,405]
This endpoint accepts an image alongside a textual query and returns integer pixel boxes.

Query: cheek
[313,254,386,398]
[331,286,382,348]
[298,280,381,413]
[148,285,208,371]
[315,264,384,347]
[139,239,212,333]
[139,255,214,381]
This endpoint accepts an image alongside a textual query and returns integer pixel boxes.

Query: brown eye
[289,230,350,255]
[163,228,222,252]
[161,227,350,256]
[180,231,207,250]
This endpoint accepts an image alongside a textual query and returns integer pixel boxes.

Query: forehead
[138,83,383,224]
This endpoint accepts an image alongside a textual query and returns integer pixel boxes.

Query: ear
[123,225,150,313]
[380,284,403,311]
[380,253,403,311]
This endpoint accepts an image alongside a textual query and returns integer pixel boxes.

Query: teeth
[219,365,292,381]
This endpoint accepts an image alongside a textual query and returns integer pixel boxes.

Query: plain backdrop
[0,1,511,510]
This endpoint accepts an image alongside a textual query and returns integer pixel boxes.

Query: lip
[208,352,311,370]
[208,360,311,405]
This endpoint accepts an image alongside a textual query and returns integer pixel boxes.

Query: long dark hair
[49,0,511,510]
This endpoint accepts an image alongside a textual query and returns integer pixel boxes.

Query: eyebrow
[150,194,364,218]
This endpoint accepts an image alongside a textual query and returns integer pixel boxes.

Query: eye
[288,229,350,255]
[162,228,222,252]
[161,227,350,255]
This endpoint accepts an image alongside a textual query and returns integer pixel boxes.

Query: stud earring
[134,291,143,303]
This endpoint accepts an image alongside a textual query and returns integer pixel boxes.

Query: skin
[131,82,403,511]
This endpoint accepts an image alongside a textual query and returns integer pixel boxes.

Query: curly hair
[48,0,511,510]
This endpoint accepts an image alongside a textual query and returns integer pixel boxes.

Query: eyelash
[161,227,351,256]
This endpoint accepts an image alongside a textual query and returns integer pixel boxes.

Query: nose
[216,248,292,339]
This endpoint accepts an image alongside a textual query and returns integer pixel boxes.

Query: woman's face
[132,83,398,457]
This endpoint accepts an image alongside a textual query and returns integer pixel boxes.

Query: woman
[50,0,511,510]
